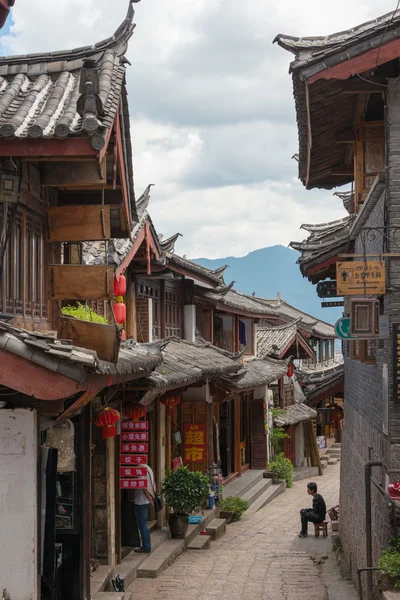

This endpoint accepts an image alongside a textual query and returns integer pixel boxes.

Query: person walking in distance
[299,482,326,538]
[131,464,155,553]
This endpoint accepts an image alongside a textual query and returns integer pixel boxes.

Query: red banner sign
[121,442,148,453]
[120,478,148,490]
[121,421,149,431]
[120,467,146,478]
[120,433,149,446]
[120,431,148,442]
[120,454,147,465]
[183,423,206,463]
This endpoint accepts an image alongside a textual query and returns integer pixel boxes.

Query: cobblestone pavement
[133,463,356,600]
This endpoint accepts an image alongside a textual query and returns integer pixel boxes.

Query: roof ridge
[0,0,138,65]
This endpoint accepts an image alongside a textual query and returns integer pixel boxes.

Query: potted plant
[267,452,294,488]
[219,496,249,523]
[162,467,210,539]
[57,303,121,363]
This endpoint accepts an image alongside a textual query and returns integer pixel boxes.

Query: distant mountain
[193,245,341,325]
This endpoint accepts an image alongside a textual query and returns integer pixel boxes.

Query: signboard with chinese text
[336,261,385,295]
[121,443,148,453]
[393,324,400,403]
[321,301,344,308]
[120,479,148,490]
[121,421,149,431]
[183,423,206,463]
[120,467,146,478]
[120,454,147,465]
[119,431,148,442]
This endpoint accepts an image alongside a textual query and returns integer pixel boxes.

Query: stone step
[292,467,319,482]
[241,477,272,506]
[92,594,125,600]
[113,530,168,589]
[136,538,185,579]
[187,535,211,550]
[332,443,341,449]
[206,518,227,541]
[91,565,114,593]
[247,481,286,513]
[225,470,265,498]
[321,461,328,469]
[327,458,338,465]
[327,449,341,456]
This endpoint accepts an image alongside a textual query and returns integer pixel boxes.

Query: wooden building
[275,10,400,596]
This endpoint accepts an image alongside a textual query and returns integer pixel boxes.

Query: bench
[313,522,328,538]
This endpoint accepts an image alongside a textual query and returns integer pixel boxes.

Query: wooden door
[219,400,234,477]
[249,399,267,469]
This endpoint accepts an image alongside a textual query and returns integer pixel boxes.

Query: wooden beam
[339,78,386,93]
[307,38,400,84]
[115,227,146,279]
[331,165,354,176]
[336,128,357,143]
[43,157,106,187]
[0,137,98,157]
[115,110,132,236]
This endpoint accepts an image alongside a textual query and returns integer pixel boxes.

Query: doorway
[219,400,234,477]
[249,399,267,469]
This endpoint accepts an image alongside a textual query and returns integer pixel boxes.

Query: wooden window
[165,282,181,338]
[350,298,379,337]
[136,279,161,340]
[0,205,46,319]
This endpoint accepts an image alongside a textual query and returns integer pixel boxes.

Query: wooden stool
[314,522,328,538]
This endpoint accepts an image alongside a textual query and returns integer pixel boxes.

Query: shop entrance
[249,399,267,469]
[219,400,235,478]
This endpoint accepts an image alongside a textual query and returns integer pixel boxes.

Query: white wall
[184,305,196,342]
[295,422,305,467]
[0,408,38,600]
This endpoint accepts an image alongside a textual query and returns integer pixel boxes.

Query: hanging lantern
[124,404,147,422]
[95,407,120,440]
[286,363,294,378]
[121,329,126,340]
[114,275,127,297]
[113,302,126,325]
[160,394,181,415]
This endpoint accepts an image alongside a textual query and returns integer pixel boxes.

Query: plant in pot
[162,466,210,539]
[219,496,249,523]
[267,452,294,488]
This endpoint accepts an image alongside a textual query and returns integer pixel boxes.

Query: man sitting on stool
[299,482,326,538]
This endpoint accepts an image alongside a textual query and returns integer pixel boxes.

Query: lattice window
[165,282,181,338]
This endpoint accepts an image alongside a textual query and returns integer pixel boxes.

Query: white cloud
[0,0,395,257]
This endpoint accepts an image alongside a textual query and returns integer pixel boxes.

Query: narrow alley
[132,464,357,600]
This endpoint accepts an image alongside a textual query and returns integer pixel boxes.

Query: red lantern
[160,394,181,415]
[113,302,126,325]
[114,275,127,297]
[95,407,120,440]
[121,329,126,340]
[124,404,147,422]
[286,363,294,378]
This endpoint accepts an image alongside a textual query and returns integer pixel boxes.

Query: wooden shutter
[350,298,380,337]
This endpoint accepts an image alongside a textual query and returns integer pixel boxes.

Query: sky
[0,0,397,258]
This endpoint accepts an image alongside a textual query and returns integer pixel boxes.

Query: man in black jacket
[299,482,326,538]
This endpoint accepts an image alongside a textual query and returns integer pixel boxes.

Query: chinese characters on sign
[120,419,149,489]
[336,261,386,295]
[120,479,148,490]
[183,423,206,463]
[121,421,149,430]
[393,324,400,402]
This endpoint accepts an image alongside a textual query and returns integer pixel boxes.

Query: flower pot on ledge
[56,314,121,363]
[168,514,189,539]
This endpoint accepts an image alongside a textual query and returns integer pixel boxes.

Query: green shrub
[219,496,249,521]
[378,538,400,587]
[62,303,108,324]
[270,408,290,451]
[268,452,294,488]
[161,467,210,516]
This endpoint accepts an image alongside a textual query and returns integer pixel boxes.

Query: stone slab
[223,469,264,498]
[247,481,286,513]
[187,535,211,550]
[136,539,185,578]
[92,594,125,600]
[205,518,227,541]
[241,477,272,505]
[114,530,168,588]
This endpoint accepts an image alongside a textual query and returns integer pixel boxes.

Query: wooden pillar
[160,279,166,339]
[106,437,116,568]
[114,428,122,564]
[234,395,241,475]
[81,405,92,600]
[125,280,137,340]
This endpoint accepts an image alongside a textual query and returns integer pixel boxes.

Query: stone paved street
[133,463,358,600]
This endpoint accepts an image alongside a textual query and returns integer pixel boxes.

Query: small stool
[314,522,328,538]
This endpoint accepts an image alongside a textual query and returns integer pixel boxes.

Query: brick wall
[340,78,400,595]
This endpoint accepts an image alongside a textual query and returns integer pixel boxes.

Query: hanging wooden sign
[336,261,385,295]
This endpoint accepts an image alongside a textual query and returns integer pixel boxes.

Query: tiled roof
[216,357,289,392]
[257,320,301,358]
[274,403,317,427]
[166,253,226,287]
[136,337,242,391]
[0,2,137,148]
[0,320,162,382]
[297,362,344,400]
[274,11,400,74]
[289,215,355,278]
